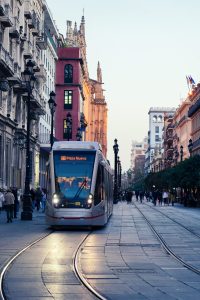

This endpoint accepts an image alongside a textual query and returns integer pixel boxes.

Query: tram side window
[94,165,103,206]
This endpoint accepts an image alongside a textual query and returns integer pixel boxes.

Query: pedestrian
[135,190,139,201]
[139,191,144,203]
[0,188,5,213]
[41,188,47,212]
[157,190,163,206]
[162,190,169,206]
[4,189,15,223]
[145,191,150,202]
[126,190,133,203]
[35,187,42,211]
[11,187,19,218]
[152,189,158,206]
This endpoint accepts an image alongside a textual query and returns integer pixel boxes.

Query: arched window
[153,115,157,122]
[158,115,162,122]
[64,64,73,83]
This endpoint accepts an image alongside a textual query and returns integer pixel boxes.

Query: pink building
[55,47,83,141]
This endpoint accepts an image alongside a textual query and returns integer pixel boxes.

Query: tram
[45,141,113,226]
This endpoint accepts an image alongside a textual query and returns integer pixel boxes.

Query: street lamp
[188,139,193,157]
[21,60,37,221]
[66,112,72,141]
[117,157,122,195]
[76,127,82,141]
[180,145,183,162]
[113,138,119,204]
[48,91,56,149]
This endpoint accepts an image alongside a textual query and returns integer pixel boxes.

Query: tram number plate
[75,202,81,206]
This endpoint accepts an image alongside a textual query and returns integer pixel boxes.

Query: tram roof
[52,141,102,151]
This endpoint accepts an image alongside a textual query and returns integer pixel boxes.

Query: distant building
[146,107,176,173]
[130,138,147,170]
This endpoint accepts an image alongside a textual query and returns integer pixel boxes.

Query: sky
[47,0,200,171]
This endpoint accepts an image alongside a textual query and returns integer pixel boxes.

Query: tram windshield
[53,150,95,208]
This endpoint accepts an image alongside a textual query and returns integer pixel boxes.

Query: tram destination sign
[60,156,87,161]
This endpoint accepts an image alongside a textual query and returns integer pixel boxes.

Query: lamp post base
[21,211,32,220]
[21,193,33,220]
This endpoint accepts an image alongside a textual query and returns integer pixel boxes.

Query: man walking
[4,189,15,223]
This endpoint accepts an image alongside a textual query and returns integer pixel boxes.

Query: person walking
[163,190,169,206]
[0,188,5,213]
[11,187,19,218]
[152,189,158,206]
[157,190,163,206]
[4,189,15,223]
[35,187,42,211]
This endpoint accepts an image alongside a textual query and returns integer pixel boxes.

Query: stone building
[146,107,176,173]
[0,0,47,189]
[55,17,108,157]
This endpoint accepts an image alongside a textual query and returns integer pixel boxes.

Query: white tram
[45,141,113,226]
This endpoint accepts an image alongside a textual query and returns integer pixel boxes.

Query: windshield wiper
[73,178,87,200]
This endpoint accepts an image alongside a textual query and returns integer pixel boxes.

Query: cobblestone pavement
[1,200,200,299]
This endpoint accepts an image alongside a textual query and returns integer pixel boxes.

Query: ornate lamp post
[180,145,183,162]
[188,139,193,157]
[117,157,122,195]
[48,91,56,149]
[21,60,37,221]
[113,139,119,204]
[76,127,82,141]
[66,112,72,141]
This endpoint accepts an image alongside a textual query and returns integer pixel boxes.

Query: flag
[188,75,195,85]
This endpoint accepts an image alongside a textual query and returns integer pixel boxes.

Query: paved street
[1,200,200,299]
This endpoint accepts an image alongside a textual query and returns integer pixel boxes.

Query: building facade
[0,0,47,189]
[146,107,176,173]
[55,17,108,157]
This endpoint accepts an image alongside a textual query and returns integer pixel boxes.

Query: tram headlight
[87,194,93,206]
[52,194,60,205]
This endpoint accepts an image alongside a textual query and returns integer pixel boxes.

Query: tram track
[73,231,107,300]
[0,228,107,300]
[145,202,200,239]
[134,202,200,276]
[0,230,53,300]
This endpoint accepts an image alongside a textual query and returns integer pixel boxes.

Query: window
[63,119,72,139]
[64,64,73,83]
[64,90,73,109]
[94,165,104,206]
[53,150,95,208]
[155,126,159,133]
[155,135,160,142]
[158,115,162,122]
[153,115,157,122]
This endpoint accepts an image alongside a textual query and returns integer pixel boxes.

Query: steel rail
[73,232,108,300]
[0,231,53,300]
[134,203,200,276]
[145,202,200,239]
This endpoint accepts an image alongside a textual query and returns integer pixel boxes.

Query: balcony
[46,29,57,53]
[35,64,47,81]
[24,0,32,19]
[188,97,200,118]
[36,32,47,50]
[38,133,50,144]
[23,40,33,59]
[9,16,20,39]
[0,0,5,16]
[0,44,14,77]
[30,89,45,115]
[7,62,22,85]
[0,4,12,27]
